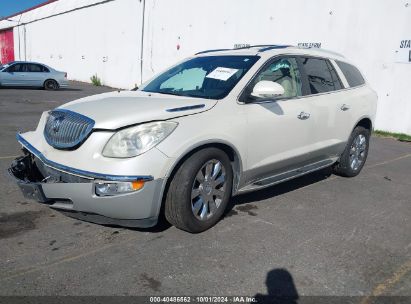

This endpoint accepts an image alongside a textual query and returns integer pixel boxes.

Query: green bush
[374,130,411,142]
[90,74,102,86]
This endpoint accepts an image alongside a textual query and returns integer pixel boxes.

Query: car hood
[58,91,217,129]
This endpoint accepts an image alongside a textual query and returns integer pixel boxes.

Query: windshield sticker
[206,67,239,81]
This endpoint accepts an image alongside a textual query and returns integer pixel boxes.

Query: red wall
[0,29,15,64]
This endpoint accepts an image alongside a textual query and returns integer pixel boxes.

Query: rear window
[300,57,337,94]
[336,61,365,87]
[28,64,49,72]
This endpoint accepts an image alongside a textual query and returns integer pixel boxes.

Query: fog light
[95,181,145,196]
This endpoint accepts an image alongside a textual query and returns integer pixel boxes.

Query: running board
[238,158,337,194]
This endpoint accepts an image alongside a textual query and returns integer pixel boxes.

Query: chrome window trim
[16,133,154,182]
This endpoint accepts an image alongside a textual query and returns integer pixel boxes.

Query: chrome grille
[44,109,95,149]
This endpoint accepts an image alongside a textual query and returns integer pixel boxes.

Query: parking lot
[0,82,410,298]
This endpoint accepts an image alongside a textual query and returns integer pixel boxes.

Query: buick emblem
[51,116,65,133]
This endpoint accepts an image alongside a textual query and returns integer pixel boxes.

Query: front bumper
[9,152,164,228]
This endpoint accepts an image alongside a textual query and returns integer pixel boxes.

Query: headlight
[103,121,178,158]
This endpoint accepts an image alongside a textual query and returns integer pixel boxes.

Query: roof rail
[258,45,292,52]
[234,44,292,51]
[195,49,231,55]
[297,46,345,58]
[195,44,293,55]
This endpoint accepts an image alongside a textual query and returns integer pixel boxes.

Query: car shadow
[97,215,172,234]
[58,88,82,92]
[0,86,42,90]
[226,167,333,213]
[114,167,333,234]
[254,268,299,304]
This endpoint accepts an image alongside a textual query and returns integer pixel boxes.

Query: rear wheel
[44,79,59,90]
[333,126,370,177]
[165,148,233,233]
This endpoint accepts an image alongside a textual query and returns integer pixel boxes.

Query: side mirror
[251,81,284,99]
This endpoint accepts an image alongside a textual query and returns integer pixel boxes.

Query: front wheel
[333,126,370,177]
[165,148,233,233]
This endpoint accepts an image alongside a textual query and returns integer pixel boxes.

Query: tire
[44,79,59,91]
[165,148,233,233]
[333,126,370,177]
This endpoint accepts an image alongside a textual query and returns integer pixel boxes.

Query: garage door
[0,28,15,64]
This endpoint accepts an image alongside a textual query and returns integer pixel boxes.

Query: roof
[0,0,58,22]
[0,0,108,31]
[2,60,53,68]
[195,45,345,60]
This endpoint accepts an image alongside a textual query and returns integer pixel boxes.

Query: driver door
[242,56,316,184]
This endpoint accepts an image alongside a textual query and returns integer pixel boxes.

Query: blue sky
[0,0,47,18]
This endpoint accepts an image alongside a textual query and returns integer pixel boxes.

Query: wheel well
[158,143,242,220]
[44,79,58,86]
[355,118,372,131]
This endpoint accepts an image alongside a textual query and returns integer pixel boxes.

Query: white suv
[9,45,377,233]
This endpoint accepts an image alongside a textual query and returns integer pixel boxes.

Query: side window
[247,57,303,99]
[300,57,336,94]
[21,64,29,72]
[335,61,365,87]
[28,64,45,72]
[160,68,207,91]
[6,64,23,72]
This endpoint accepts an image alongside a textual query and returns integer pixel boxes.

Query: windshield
[141,55,260,99]
[0,63,12,71]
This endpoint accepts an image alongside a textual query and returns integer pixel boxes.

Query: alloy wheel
[191,159,227,221]
[349,134,367,171]
[46,80,57,90]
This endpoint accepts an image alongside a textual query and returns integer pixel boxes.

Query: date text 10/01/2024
[149,296,257,303]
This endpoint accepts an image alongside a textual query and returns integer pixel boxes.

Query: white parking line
[0,155,19,160]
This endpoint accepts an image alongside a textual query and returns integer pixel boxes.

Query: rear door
[26,63,48,87]
[296,56,347,161]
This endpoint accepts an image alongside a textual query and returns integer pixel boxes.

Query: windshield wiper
[154,91,187,97]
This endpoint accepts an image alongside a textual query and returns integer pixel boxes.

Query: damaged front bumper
[8,150,164,228]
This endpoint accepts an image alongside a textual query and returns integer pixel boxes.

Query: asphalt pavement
[0,82,410,299]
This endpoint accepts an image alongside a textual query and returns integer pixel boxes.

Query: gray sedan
[0,61,68,90]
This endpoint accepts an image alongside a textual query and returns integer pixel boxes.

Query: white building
[0,0,410,134]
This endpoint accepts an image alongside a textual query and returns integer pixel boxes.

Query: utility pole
[139,0,146,85]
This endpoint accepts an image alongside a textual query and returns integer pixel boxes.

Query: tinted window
[300,57,336,94]
[246,57,303,99]
[336,61,365,87]
[28,64,43,72]
[7,64,25,72]
[142,55,260,100]
[27,64,49,72]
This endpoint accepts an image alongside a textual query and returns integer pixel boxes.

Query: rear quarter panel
[345,84,377,139]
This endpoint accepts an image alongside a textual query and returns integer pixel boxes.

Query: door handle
[297,111,310,120]
[341,104,350,111]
